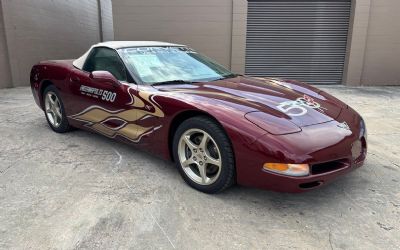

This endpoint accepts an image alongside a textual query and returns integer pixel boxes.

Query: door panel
[65,46,166,144]
[67,68,140,140]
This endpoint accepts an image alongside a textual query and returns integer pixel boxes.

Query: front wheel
[173,116,235,193]
[43,85,71,133]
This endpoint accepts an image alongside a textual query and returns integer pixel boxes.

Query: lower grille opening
[311,159,349,175]
[299,181,323,189]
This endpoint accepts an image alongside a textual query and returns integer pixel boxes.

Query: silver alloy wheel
[44,91,62,128]
[178,128,222,185]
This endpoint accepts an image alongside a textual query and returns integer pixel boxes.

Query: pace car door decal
[69,87,164,143]
[79,85,117,102]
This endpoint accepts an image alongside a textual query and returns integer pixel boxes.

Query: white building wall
[1,0,111,87]
[361,0,400,85]
[100,0,114,42]
[0,3,12,88]
[112,0,233,69]
[1,0,399,87]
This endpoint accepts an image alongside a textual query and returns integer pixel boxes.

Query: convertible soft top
[73,41,184,70]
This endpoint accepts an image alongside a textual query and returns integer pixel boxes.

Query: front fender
[178,95,268,146]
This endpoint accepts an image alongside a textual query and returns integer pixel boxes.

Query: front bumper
[234,111,367,192]
[255,157,365,192]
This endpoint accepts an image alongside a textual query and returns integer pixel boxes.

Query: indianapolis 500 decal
[80,85,117,103]
[70,87,164,143]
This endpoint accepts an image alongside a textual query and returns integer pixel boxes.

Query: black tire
[43,85,72,133]
[172,116,235,194]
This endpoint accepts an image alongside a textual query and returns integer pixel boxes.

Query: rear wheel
[43,85,71,133]
[173,116,235,193]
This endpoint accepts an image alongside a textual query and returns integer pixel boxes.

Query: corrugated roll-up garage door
[245,0,351,84]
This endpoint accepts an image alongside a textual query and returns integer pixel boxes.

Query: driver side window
[83,47,127,82]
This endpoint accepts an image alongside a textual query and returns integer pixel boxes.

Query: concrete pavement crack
[328,230,334,250]
[369,152,399,169]
[111,148,176,249]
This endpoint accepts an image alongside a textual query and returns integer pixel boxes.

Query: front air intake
[311,159,349,175]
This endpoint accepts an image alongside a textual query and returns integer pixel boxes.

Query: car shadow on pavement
[67,125,371,214]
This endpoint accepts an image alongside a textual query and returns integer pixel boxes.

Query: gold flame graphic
[70,87,164,143]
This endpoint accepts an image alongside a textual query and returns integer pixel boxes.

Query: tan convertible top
[72,41,185,69]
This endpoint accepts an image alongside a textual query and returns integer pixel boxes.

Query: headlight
[245,111,301,135]
[263,163,310,177]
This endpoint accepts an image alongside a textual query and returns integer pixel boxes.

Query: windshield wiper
[151,80,192,86]
[222,73,241,79]
[208,74,241,82]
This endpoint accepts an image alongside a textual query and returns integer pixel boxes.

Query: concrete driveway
[0,86,399,249]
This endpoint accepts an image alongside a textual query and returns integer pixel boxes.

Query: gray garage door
[245,0,351,84]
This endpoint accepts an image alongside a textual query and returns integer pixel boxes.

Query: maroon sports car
[30,41,367,193]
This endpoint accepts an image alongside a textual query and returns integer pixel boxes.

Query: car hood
[155,76,345,127]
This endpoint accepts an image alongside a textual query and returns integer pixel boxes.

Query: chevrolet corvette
[30,41,367,193]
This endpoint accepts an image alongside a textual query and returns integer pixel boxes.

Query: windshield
[118,46,235,84]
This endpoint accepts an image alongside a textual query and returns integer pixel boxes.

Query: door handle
[70,76,80,83]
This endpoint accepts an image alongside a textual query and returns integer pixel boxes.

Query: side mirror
[89,71,119,88]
